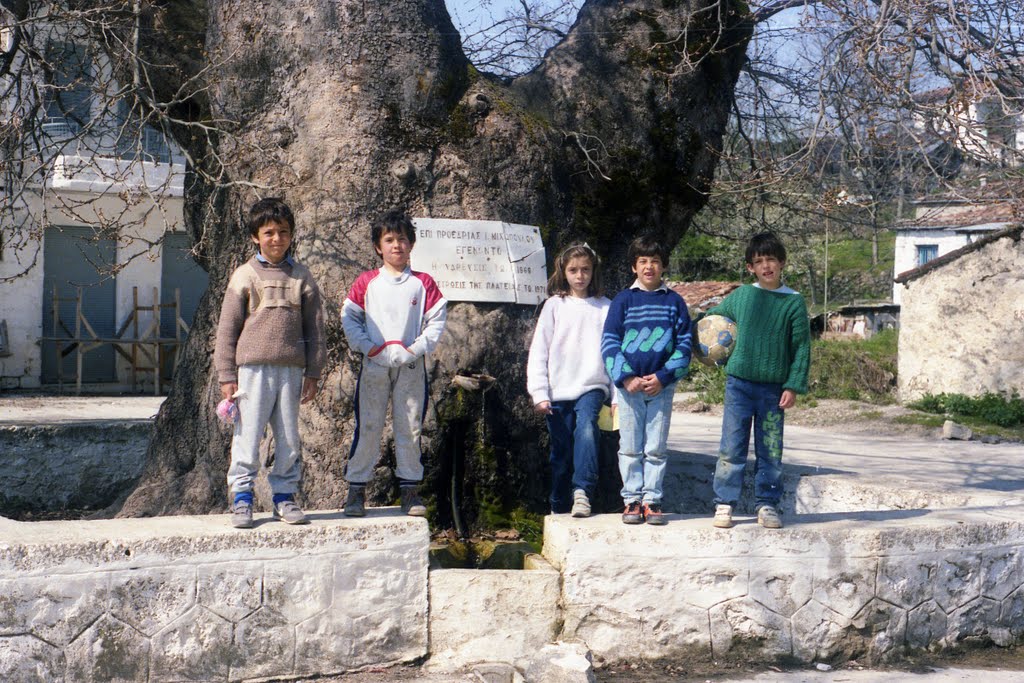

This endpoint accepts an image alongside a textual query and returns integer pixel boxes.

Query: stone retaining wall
[428,553,561,671]
[544,506,1024,664]
[0,512,427,681]
[0,423,151,515]
[4,478,1022,680]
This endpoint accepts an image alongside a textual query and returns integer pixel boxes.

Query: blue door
[160,231,209,378]
[41,226,117,383]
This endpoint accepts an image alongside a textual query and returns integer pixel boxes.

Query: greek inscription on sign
[411,218,547,304]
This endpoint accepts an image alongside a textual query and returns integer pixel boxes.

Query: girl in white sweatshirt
[527,244,615,517]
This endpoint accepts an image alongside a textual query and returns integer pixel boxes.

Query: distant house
[822,303,900,340]
[912,84,1024,167]
[894,225,1023,401]
[892,185,1018,304]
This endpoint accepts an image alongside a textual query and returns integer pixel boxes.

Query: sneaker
[713,504,734,529]
[643,503,666,525]
[621,501,644,525]
[343,487,366,517]
[400,488,427,517]
[758,505,783,529]
[273,499,309,525]
[231,500,253,529]
[571,490,591,518]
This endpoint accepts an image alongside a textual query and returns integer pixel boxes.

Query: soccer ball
[694,315,737,367]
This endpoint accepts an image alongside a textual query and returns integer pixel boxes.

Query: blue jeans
[617,387,674,505]
[546,389,604,513]
[713,376,785,509]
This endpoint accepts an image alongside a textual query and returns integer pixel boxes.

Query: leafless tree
[448,1,1023,307]
[0,0,248,284]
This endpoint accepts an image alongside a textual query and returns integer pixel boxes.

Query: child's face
[564,256,593,298]
[631,255,664,291]
[747,253,784,289]
[251,220,292,264]
[376,229,413,273]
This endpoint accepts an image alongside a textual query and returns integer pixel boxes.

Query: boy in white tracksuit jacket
[340,210,447,517]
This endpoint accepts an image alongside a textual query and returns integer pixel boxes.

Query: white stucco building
[0,13,207,391]
[892,192,1014,304]
[913,84,1024,167]
[894,225,1024,401]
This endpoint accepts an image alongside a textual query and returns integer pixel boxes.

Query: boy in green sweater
[705,232,810,529]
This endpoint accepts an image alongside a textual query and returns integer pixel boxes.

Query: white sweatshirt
[341,267,447,364]
[527,295,615,405]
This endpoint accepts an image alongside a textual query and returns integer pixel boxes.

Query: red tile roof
[900,202,1019,228]
[668,281,742,311]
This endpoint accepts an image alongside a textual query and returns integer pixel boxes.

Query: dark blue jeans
[713,376,785,510]
[546,389,604,513]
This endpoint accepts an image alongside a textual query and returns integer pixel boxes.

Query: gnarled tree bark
[118,0,751,526]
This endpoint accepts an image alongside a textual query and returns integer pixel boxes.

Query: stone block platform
[544,504,1024,664]
[0,511,427,681]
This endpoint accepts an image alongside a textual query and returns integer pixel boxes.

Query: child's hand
[220,382,237,402]
[301,377,319,404]
[779,389,796,409]
[386,345,416,367]
[623,376,644,393]
[367,346,389,367]
[534,400,553,415]
[641,374,663,396]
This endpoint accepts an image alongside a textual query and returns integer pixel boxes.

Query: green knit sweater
[706,284,811,393]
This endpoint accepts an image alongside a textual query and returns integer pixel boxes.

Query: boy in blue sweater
[602,235,692,525]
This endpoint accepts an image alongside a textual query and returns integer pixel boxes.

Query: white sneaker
[713,504,734,528]
[758,505,783,529]
[571,489,591,518]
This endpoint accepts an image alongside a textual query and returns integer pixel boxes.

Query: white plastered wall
[897,233,1024,401]
[0,187,184,390]
[892,229,968,304]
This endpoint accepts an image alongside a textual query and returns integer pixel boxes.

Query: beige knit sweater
[214,256,326,383]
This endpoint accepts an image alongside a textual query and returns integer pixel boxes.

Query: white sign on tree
[411,218,548,304]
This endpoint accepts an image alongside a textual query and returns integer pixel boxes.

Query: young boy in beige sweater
[214,198,326,528]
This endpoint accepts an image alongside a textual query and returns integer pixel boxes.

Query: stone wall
[544,507,1024,665]
[898,231,1024,401]
[428,554,561,672]
[0,422,151,516]
[3,477,1023,679]
[0,512,427,681]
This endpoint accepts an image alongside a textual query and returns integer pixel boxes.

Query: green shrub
[683,362,726,403]
[807,330,898,403]
[908,392,1024,428]
[681,329,899,405]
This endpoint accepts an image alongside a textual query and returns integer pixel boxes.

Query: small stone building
[894,225,1024,401]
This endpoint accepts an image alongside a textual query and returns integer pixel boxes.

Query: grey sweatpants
[346,356,427,483]
[227,364,304,495]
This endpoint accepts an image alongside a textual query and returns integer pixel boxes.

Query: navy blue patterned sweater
[601,282,692,389]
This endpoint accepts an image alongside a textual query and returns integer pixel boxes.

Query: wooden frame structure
[40,285,189,395]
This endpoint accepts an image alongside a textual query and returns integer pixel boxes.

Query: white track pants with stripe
[346,356,427,483]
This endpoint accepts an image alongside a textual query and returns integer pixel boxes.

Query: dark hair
[627,234,669,268]
[745,231,787,264]
[247,198,295,237]
[547,243,603,297]
[372,209,416,248]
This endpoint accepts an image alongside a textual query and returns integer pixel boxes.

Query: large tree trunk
[119,0,751,527]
